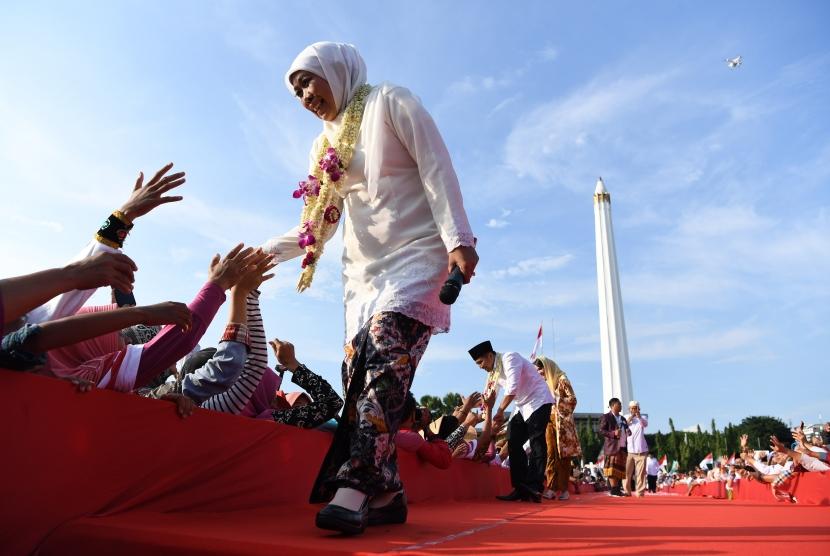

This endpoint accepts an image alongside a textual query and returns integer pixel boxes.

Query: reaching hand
[161,392,195,419]
[492,411,505,430]
[483,389,496,410]
[119,163,185,221]
[462,392,482,412]
[65,251,138,293]
[769,435,786,453]
[232,250,277,296]
[793,429,806,443]
[447,245,479,284]
[137,302,192,331]
[269,338,300,371]
[208,244,257,291]
[63,376,94,393]
[463,411,479,428]
[740,434,749,449]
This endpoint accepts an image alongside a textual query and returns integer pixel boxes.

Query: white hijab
[285,42,367,116]
[285,41,391,200]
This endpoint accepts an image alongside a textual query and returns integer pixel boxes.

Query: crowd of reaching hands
[0,163,343,430]
[664,424,830,503]
[0,162,527,475]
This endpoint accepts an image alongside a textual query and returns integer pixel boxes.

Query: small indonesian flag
[727,453,736,465]
[596,453,605,466]
[529,322,543,361]
[699,453,714,469]
[658,455,668,468]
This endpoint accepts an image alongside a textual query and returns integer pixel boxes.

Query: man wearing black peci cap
[469,340,553,502]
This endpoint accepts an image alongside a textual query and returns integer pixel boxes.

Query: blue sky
[1,1,828,433]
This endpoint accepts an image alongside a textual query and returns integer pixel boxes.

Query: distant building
[574,412,604,433]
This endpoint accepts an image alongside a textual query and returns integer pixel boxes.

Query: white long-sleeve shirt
[264,83,475,341]
[752,458,793,476]
[495,352,554,421]
[626,415,649,453]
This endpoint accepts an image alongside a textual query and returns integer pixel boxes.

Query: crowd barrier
[661,472,830,505]
[0,371,511,555]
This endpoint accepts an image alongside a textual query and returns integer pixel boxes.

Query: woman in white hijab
[264,42,478,535]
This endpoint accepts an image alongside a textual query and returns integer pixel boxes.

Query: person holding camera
[623,400,649,497]
[396,393,453,470]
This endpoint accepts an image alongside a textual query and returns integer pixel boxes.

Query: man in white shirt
[469,340,553,502]
[624,400,649,497]
[646,453,660,493]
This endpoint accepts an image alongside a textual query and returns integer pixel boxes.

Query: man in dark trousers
[469,340,553,502]
[600,397,631,497]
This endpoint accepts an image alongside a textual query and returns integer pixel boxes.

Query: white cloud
[504,71,673,187]
[486,218,508,229]
[234,93,312,178]
[632,325,765,361]
[488,94,522,118]
[492,254,574,278]
[539,46,559,61]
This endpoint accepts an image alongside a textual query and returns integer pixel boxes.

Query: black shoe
[315,497,369,535]
[496,489,524,501]
[368,491,408,526]
[519,484,542,503]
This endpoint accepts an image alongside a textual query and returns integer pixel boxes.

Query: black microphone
[439,266,465,305]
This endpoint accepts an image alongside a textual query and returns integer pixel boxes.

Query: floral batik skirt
[310,311,431,502]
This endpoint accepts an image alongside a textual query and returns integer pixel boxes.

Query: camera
[414,407,433,425]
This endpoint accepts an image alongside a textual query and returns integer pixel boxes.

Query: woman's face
[290,70,338,121]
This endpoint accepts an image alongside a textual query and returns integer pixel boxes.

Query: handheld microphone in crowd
[439,266,465,305]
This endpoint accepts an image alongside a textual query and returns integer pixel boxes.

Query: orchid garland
[293,83,373,292]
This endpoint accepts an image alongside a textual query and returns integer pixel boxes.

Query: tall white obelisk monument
[593,177,634,408]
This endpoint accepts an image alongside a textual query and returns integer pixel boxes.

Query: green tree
[668,418,681,464]
[578,416,603,463]
[738,416,792,449]
[442,392,463,413]
[419,392,464,416]
[654,431,665,458]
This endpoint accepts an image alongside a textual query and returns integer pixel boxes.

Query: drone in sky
[725,55,743,69]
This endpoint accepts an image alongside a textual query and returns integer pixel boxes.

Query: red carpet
[2,372,829,555]
[36,493,830,555]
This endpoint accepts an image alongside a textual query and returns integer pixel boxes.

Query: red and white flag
[529,322,543,360]
[727,453,736,465]
[596,453,605,466]
[658,455,668,468]
[699,453,714,469]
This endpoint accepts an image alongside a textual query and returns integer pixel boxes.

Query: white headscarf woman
[284,42,367,145]
[284,41,366,114]
[269,40,478,535]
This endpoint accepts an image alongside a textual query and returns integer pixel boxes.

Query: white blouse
[265,83,475,342]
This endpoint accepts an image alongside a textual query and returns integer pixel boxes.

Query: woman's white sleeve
[25,240,120,325]
[387,87,476,252]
